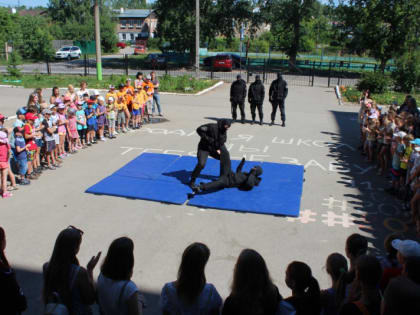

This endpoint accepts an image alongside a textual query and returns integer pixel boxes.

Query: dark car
[145,53,167,69]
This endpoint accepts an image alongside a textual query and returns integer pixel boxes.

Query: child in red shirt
[0,131,12,198]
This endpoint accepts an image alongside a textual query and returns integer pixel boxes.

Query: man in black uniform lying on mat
[192,156,263,194]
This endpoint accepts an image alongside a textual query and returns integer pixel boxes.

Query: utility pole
[195,0,199,76]
[94,0,103,80]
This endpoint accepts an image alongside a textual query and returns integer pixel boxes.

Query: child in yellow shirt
[132,89,143,129]
[115,96,127,133]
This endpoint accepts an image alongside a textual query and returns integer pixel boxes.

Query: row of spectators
[0,72,162,198]
[1,226,420,315]
[358,92,420,230]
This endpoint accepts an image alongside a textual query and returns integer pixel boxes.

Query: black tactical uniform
[190,119,231,187]
[248,75,265,125]
[194,157,263,192]
[269,72,288,127]
[230,75,247,123]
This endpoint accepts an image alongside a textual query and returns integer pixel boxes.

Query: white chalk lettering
[239,144,260,153]
[249,154,270,162]
[167,129,186,136]
[281,157,299,164]
[297,139,312,147]
[231,134,254,142]
[305,160,327,171]
[272,137,294,144]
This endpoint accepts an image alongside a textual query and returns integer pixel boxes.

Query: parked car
[203,53,246,70]
[117,42,127,49]
[134,45,146,55]
[145,53,167,68]
[55,46,81,60]
[212,54,233,71]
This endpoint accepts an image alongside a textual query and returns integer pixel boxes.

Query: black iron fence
[0,54,365,87]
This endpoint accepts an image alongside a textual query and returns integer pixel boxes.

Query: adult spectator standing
[160,243,222,315]
[222,248,293,315]
[0,227,27,315]
[97,237,145,315]
[248,75,265,125]
[43,226,101,315]
[189,119,231,188]
[269,72,288,127]
[76,81,90,102]
[230,74,247,123]
[151,71,163,116]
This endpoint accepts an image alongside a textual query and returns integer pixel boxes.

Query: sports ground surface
[0,83,412,314]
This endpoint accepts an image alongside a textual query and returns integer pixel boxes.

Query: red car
[117,42,127,49]
[212,55,233,71]
[134,45,146,55]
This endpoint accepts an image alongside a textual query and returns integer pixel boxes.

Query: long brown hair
[176,243,210,304]
[43,227,82,308]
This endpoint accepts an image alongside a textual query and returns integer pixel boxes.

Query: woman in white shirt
[160,242,222,315]
[97,237,145,315]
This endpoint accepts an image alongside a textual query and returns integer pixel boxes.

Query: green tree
[108,0,150,9]
[260,0,316,67]
[7,51,22,78]
[335,0,420,72]
[47,0,117,53]
[18,16,54,60]
[0,8,20,51]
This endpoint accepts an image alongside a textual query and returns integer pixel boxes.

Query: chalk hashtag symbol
[322,211,354,228]
[287,209,317,223]
[322,197,347,211]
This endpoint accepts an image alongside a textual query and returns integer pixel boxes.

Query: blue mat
[85,153,192,205]
[86,153,304,216]
[187,158,304,217]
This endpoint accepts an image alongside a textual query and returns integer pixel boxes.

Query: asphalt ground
[0,84,413,314]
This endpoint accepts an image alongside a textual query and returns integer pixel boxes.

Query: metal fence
[0,54,363,87]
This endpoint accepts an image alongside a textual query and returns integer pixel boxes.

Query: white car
[55,46,82,60]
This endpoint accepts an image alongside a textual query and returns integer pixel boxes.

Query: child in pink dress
[67,109,80,153]
[0,131,12,198]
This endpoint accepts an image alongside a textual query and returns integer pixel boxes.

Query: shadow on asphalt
[328,110,417,254]
[14,266,162,315]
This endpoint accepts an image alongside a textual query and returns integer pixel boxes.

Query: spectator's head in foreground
[286,261,321,312]
[355,255,382,289]
[345,233,368,267]
[101,237,134,281]
[392,239,420,266]
[326,253,348,286]
[231,248,278,309]
[43,226,83,306]
[176,242,210,304]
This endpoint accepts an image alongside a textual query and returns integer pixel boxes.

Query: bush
[356,72,392,93]
[393,51,420,93]
[7,52,22,79]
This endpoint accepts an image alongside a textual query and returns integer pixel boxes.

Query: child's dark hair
[404,256,420,285]
[326,253,348,282]
[346,233,368,260]
[287,261,321,313]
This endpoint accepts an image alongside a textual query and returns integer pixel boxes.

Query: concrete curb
[0,81,224,96]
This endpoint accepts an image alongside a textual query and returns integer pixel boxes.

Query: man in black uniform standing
[248,75,265,125]
[230,74,247,124]
[189,119,231,188]
[269,72,288,127]
[192,157,263,193]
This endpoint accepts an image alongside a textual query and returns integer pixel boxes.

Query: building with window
[115,8,157,42]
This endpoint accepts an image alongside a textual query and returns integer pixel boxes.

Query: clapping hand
[87,251,102,273]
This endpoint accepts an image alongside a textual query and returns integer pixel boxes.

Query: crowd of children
[0,72,162,198]
[2,225,420,315]
[358,92,420,225]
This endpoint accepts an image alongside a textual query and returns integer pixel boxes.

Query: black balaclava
[277,72,283,80]
[237,74,242,81]
[255,75,261,82]
[242,166,263,190]
[217,118,231,132]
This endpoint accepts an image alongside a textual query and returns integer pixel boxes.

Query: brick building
[115,8,157,42]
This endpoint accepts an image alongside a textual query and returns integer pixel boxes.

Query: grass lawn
[0,74,218,94]
[341,86,420,105]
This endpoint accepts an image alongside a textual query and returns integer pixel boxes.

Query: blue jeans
[152,94,162,114]
[17,158,28,176]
